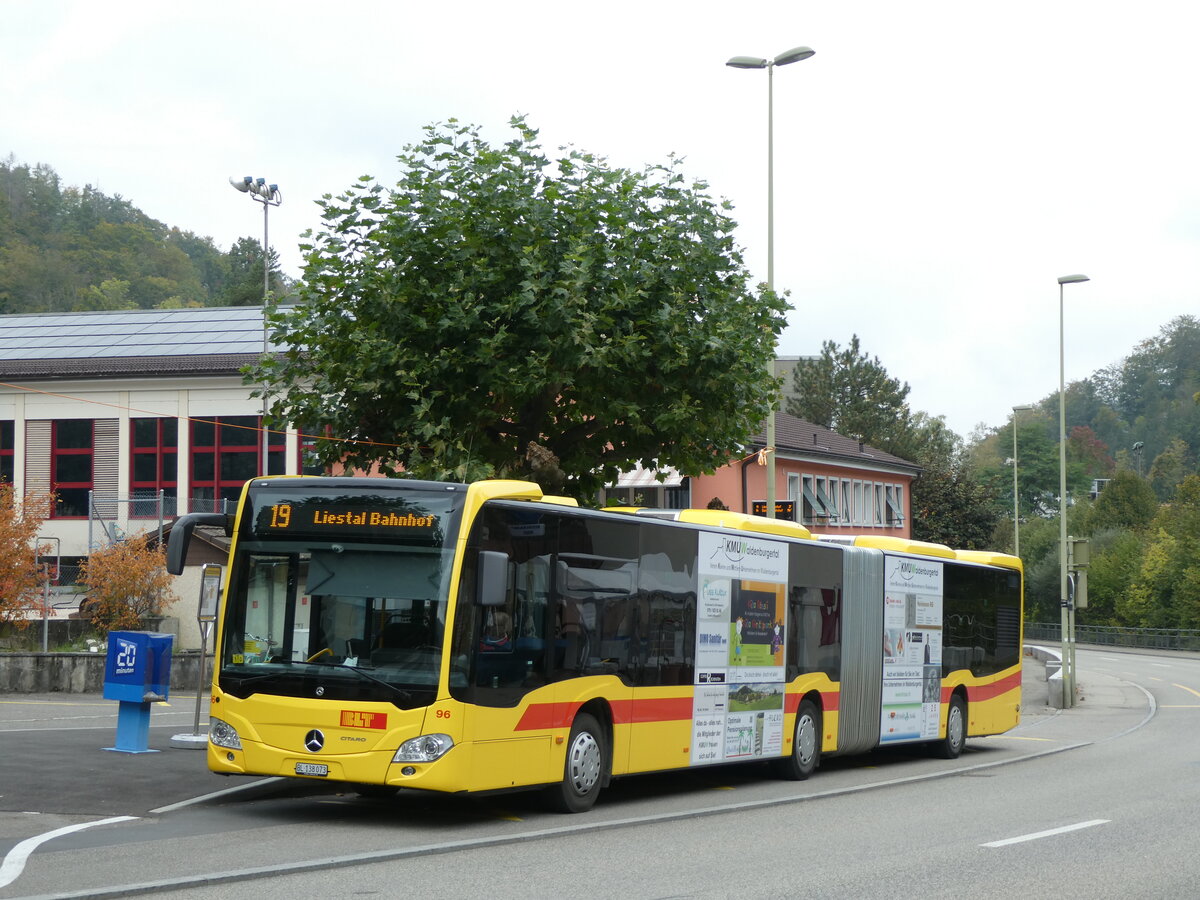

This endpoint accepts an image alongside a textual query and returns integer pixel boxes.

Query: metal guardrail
[1025,622,1200,652]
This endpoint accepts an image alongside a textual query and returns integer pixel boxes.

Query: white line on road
[981,819,1110,848]
[0,817,137,889]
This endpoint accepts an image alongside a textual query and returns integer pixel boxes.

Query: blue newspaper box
[102,631,174,754]
[103,631,174,703]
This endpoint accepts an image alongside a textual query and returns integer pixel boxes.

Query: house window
[299,427,326,476]
[52,420,93,518]
[0,420,13,483]
[886,485,905,526]
[823,479,838,525]
[874,483,884,526]
[131,418,178,517]
[814,477,838,522]
[840,479,851,525]
[853,481,864,525]
[664,481,689,509]
[191,416,283,512]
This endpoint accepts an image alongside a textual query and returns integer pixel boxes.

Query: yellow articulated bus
[166,476,1023,813]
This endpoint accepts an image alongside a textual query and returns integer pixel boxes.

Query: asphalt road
[0,695,272,817]
[4,648,1188,898]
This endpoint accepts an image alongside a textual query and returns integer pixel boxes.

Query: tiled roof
[752,411,920,472]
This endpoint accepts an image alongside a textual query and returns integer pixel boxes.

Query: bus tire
[546,712,605,813]
[933,693,966,759]
[772,698,820,781]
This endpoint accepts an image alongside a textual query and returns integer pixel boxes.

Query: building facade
[602,412,921,538]
[2,308,921,646]
[0,308,315,647]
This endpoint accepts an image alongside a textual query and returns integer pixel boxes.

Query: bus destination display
[253,497,440,541]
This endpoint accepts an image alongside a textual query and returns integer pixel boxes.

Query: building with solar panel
[0,306,317,647]
[0,307,919,651]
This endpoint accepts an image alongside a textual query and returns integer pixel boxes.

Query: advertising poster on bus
[693,532,788,765]
[880,555,943,744]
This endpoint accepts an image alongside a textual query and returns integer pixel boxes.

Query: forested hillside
[971,315,1200,629]
[0,157,289,313]
[789,322,1200,632]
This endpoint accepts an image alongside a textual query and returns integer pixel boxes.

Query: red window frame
[190,416,285,511]
[51,420,93,518]
[0,420,13,484]
[130,418,178,517]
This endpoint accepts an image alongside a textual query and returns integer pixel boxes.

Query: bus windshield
[217,482,466,708]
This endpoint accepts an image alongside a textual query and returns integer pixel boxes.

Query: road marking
[981,819,1109,848]
[20,741,1105,899]
[0,817,137,889]
[1173,683,1200,699]
[996,736,1056,742]
[0,700,109,708]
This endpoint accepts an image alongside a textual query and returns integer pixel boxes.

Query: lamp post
[1057,273,1089,707]
[229,176,282,477]
[727,45,815,518]
[1011,404,1034,556]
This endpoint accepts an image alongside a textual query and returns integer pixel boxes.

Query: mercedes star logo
[304,729,325,752]
[315,686,325,697]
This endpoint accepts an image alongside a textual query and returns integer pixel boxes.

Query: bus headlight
[209,717,243,750]
[393,733,453,763]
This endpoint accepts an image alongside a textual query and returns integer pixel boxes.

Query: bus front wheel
[546,712,605,813]
[772,698,820,781]
[933,694,966,759]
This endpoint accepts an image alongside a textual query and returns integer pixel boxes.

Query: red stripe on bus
[514,687,846,733]
[941,669,1022,704]
[513,697,695,731]
[514,703,576,731]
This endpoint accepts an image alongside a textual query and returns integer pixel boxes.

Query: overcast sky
[6,2,1198,440]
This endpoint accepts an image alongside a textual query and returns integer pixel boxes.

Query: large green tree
[1086,469,1158,533]
[254,118,787,497]
[1122,474,1200,628]
[787,335,912,447]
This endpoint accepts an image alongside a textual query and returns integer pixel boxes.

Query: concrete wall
[0,649,214,694]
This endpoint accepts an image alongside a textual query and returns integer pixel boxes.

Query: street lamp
[229,176,283,477]
[1011,404,1034,556]
[1058,273,1089,707]
[727,46,815,519]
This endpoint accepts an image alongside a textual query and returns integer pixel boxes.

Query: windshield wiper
[306,661,413,702]
[226,662,296,687]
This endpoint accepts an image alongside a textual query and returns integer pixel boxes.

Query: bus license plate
[295,763,329,777]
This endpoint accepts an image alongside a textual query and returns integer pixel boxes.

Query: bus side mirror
[166,513,230,575]
[476,550,509,607]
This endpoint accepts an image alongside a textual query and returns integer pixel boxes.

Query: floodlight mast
[228,175,283,476]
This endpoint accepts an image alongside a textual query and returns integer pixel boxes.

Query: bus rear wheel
[546,712,605,813]
[772,698,820,781]
[933,694,966,759]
